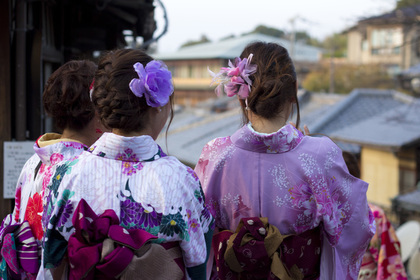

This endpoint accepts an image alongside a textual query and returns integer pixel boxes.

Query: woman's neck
[61,118,103,146]
[247,102,293,134]
[61,128,97,146]
[112,129,151,137]
[249,114,287,134]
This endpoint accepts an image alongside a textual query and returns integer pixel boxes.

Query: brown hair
[43,60,96,131]
[92,49,174,134]
[239,42,300,127]
[342,151,361,178]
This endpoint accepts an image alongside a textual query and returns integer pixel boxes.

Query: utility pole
[289,16,297,60]
[329,45,335,93]
[288,15,318,61]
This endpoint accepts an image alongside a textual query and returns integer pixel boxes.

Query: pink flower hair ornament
[129,60,174,107]
[208,54,257,99]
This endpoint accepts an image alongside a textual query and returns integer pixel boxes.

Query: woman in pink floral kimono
[195,42,375,280]
[0,60,105,279]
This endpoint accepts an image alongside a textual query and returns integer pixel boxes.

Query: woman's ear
[152,107,162,114]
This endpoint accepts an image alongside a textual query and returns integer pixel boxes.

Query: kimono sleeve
[178,167,214,279]
[12,154,41,223]
[194,138,222,193]
[42,160,79,269]
[319,141,375,280]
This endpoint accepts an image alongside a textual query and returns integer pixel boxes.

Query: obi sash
[67,199,185,280]
[212,217,321,280]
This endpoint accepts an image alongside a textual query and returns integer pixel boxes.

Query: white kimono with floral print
[41,132,214,279]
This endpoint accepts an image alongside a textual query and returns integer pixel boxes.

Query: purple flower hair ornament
[129,60,174,107]
[208,53,257,99]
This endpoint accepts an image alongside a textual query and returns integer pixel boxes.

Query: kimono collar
[231,123,304,154]
[88,132,164,162]
[34,133,87,165]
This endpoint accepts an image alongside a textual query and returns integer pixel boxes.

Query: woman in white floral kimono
[41,49,214,280]
[195,42,375,280]
[0,60,104,280]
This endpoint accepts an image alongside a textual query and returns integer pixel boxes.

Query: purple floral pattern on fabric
[116,148,138,161]
[62,142,87,150]
[229,124,303,154]
[119,181,162,230]
[121,161,144,176]
[57,198,74,228]
[116,148,144,175]
[195,123,375,279]
[187,167,199,181]
[188,219,200,233]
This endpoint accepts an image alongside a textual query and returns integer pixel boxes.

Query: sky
[152,0,396,53]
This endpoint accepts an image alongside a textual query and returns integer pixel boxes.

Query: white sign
[3,142,34,199]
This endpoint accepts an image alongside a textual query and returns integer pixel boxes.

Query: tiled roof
[307,88,419,152]
[392,190,420,212]
[157,88,419,166]
[157,90,343,166]
[296,91,347,132]
[154,33,323,62]
[399,63,420,77]
[157,108,242,166]
[309,88,414,135]
[330,98,420,150]
[359,4,420,24]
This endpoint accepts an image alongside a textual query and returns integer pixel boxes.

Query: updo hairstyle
[43,60,96,131]
[92,49,173,134]
[239,42,300,127]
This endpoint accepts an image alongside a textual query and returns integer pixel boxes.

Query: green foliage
[396,0,420,9]
[302,63,396,93]
[322,33,347,58]
[295,31,312,43]
[180,35,211,48]
[243,24,285,38]
[243,25,323,48]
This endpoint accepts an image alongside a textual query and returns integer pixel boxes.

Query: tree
[396,0,420,9]
[322,33,347,58]
[243,25,285,38]
[220,34,235,41]
[302,63,395,93]
[294,31,311,43]
[179,35,211,48]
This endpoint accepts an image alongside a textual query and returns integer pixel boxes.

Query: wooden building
[0,0,157,219]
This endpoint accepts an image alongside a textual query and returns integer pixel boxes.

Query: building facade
[346,4,420,73]
[155,33,323,106]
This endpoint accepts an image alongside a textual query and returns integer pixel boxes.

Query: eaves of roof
[358,4,420,25]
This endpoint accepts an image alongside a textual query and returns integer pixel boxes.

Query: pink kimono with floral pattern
[359,203,407,280]
[195,123,375,280]
[12,133,88,240]
[0,134,87,279]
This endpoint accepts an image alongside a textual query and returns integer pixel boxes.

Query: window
[371,27,403,55]
[168,66,176,78]
[400,168,417,194]
[188,65,193,78]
